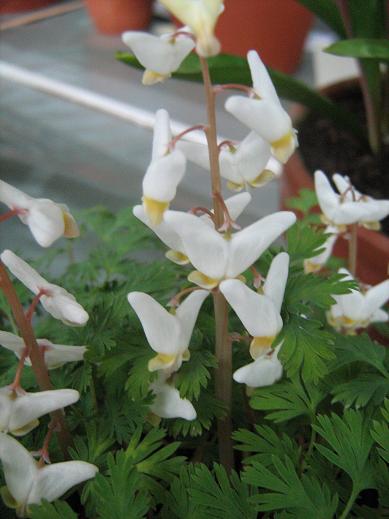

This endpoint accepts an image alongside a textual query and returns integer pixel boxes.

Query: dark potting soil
[297,86,389,235]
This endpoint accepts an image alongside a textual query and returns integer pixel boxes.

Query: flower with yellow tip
[0,180,79,248]
[121,29,195,85]
[127,290,209,374]
[150,373,196,420]
[160,0,223,57]
[142,109,186,225]
[304,225,339,273]
[225,51,297,163]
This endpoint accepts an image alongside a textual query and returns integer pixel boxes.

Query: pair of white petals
[225,51,297,164]
[1,250,89,327]
[328,269,389,332]
[177,132,281,191]
[0,387,79,437]
[134,192,252,265]
[315,170,389,226]
[0,331,86,370]
[0,433,97,516]
[220,253,289,388]
[0,180,79,248]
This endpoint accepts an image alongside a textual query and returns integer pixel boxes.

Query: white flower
[127,289,209,373]
[225,51,297,163]
[178,132,281,191]
[304,225,339,273]
[163,211,296,289]
[328,268,389,332]
[150,373,196,420]
[315,170,389,227]
[160,0,223,57]
[0,331,86,369]
[220,252,289,388]
[0,433,97,516]
[0,387,79,436]
[0,180,79,248]
[1,250,89,326]
[133,192,252,265]
[142,109,186,225]
[122,29,195,85]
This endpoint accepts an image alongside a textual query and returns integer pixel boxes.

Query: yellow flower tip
[271,131,296,164]
[226,181,244,192]
[148,353,177,372]
[249,336,275,359]
[165,250,190,265]
[63,211,80,238]
[182,349,191,361]
[142,197,169,226]
[303,260,322,274]
[12,419,40,437]
[146,412,161,427]
[188,270,219,289]
[1,486,18,510]
[249,169,276,188]
[362,220,381,231]
[142,69,170,86]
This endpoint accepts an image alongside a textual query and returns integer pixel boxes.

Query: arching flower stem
[200,55,234,471]
[0,208,23,223]
[0,261,72,456]
[25,289,47,322]
[213,192,241,232]
[169,124,208,151]
[168,286,202,308]
[213,83,255,97]
[189,206,216,222]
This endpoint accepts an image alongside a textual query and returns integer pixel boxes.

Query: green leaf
[277,315,335,383]
[371,399,389,463]
[233,425,301,467]
[29,501,78,519]
[190,463,257,519]
[175,349,217,400]
[331,372,389,408]
[243,455,338,517]
[286,222,327,263]
[286,188,318,215]
[161,466,200,519]
[116,52,365,141]
[325,38,389,60]
[250,377,325,423]
[332,334,389,377]
[294,0,346,37]
[313,410,374,492]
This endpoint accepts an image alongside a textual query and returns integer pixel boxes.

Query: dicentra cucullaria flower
[304,225,339,273]
[127,289,209,373]
[0,331,86,369]
[122,28,195,85]
[0,250,89,326]
[0,387,79,436]
[0,433,97,517]
[133,192,252,265]
[225,51,297,163]
[150,372,197,421]
[315,170,389,227]
[177,131,280,191]
[163,211,296,289]
[328,268,389,333]
[160,0,223,57]
[220,252,290,387]
[0,180,79,247]
[142,109,186,225]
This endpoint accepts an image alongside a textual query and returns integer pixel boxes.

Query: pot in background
[0,0,55,13]
[84,0,153,35]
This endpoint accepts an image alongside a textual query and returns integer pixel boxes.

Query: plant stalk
[200,56,234,470]
[348,223,358,276]
[0,262,72,456]
[339,487,359,519]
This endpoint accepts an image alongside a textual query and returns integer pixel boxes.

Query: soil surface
[297,86,389,235]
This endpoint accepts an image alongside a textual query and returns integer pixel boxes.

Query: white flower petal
[152,109,172,160]
[233,347,283,388]
[133,205,184,252]
[220,279,282,337]
[1,250,45,294]
[143,149,186,203]
[304,226,338,272]
[0,331,25,358]
[41,292,89,326]
[263,252,289,313]
[365,279,389,314]
[150,379,196,420]
[40,341,86,369]
[247,50,281,105]
[176,289,209,346]
[0,180,32,209]
[128,292,181,355]
[227,211,296,278]
[371,308,388,323]
[176,140,210,170]
[224,192,252,221]
[25,200,65,248]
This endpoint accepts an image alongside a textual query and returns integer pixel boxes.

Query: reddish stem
[25,289,46,322]
[213,83,255,96]
[218,140,237,151]
[213,192,241,232]
[189,206,216,221]
[169,124,207,151]
[9,347,29,391]
[168,286,201,308]
[0,208,22,223]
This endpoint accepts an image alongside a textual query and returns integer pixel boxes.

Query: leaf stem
[339,487,359,519]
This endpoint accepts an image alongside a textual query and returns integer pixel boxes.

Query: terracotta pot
[282,82,389,286]
[0,0,55,13]
[84,0,153,35]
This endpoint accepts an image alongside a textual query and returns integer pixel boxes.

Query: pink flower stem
[25,289,46,322]
[0,208,21,223]
[213,83,254,96]
[169,124,207,150]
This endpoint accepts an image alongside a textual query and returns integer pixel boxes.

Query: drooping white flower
[0,387,79,436]
[160,0,223,57]
[304,225,339,273]
[142,109,186,225]
[133,192,252,265]
[178,132,281,191]
[315,170,389,227]
[127,289,209,373]
[328,268,389,333]
[1,250,89,326]
[0,331,86,369]
[0,433,97,516]
[233,345,283,388]
[225,51,297,163]
[0,180,79,248]
[122,29,195,85]
[163,211,296,289]
[150,373,196,420]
